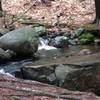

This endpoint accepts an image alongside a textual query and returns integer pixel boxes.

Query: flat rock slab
[65,52,100,66]
[21,52,100,94]
[0,74,98,100]
[27,52,100,68]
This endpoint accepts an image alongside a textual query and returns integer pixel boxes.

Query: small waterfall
[38,38,57,50]
[0,69,14,77]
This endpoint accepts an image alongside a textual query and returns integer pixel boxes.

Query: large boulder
[21,53,100,95]
[21,62,100,95]
[21,65,58,85]
[0,26,45,56]
[61,63,100,95]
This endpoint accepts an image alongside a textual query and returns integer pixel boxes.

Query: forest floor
[1,0,95,30]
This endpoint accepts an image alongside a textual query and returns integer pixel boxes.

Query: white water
[38,38,57,50]
[0,69,14,77]
[0,38,57,77]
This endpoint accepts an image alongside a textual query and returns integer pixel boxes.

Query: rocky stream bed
[0,25,100,99]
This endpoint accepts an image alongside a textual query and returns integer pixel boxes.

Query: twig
[8,0,37,26]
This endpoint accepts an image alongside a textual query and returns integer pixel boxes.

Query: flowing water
[0,44,100,76]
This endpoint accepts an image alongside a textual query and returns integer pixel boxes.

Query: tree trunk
[94,0,100,24]
[0,0,2,11]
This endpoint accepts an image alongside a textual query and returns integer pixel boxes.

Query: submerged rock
[0,26,45,56]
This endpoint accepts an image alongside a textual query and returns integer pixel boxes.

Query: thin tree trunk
[94,0,100,24]
[0,0,2,11]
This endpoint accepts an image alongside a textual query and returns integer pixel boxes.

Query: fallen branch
[8,0,37,26]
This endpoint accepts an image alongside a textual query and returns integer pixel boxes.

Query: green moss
[78,33,95,44]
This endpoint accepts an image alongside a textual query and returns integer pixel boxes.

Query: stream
[0,41,100,95]
[0,44,100,76]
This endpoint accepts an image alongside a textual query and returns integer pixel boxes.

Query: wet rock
[49,36,69,48]
[0,26,44,56]
[62,63,100,95]
[21,65,58,85]
[20,52,100,95]
[55,64,73,86]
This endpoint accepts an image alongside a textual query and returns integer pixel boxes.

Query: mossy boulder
[75,27,95,44]
[0,26,45,56]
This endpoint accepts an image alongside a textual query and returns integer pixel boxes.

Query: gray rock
[21,66,58,85]
[0,48,12,59]
[62,63,100,95]
[22,56,100,95]
[20,52,100,95]
[55,64,74,86]
[0,26,45,56]
[50,36,69,48]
